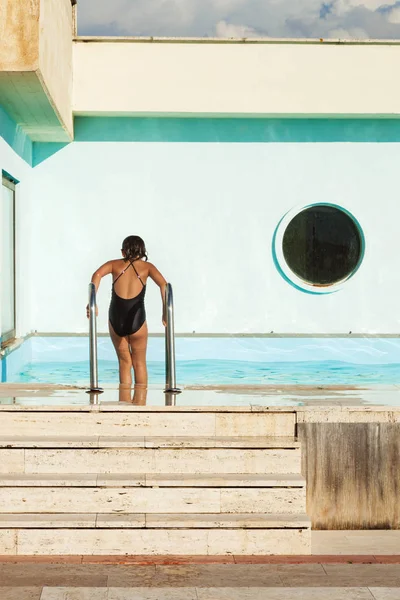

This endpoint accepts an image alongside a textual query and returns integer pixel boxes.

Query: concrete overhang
[0,0,74,142]
[73,37,400,118]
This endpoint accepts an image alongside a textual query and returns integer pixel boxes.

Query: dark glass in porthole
[282,205,362,286]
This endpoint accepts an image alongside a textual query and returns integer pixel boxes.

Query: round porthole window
[274,204,364,293]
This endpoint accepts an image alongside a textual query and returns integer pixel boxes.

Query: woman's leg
[109,322,132,385]
[132,385,148,406]
[128,321,148,386]
[118,384,132,403]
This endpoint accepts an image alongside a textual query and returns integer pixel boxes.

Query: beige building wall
[39,0,73,136]
[0,0,39,71]
[73,40,400,117]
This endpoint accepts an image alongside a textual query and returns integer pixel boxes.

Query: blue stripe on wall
[33,116,400,166]
[1,354,6,383]
[74,117,400,143]
[0,105,32,166]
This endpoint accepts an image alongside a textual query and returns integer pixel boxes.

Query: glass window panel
[1,182,15,341]
[282,205,363,286]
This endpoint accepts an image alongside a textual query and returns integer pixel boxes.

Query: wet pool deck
[1,383,400,410]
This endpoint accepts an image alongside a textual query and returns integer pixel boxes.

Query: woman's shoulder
[143,261,158,273]
[108,258,125,271]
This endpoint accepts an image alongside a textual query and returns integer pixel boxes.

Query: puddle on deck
[0,383,400,408]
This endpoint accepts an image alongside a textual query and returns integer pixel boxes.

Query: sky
[77,0,400,39]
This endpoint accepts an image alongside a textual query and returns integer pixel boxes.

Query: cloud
[77,0,400,39]
[388,6,400,22]
[215,20,259,37]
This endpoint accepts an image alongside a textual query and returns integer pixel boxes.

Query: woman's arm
[91,261,114,292]
[86,261,114,318]
[148,263,168,326]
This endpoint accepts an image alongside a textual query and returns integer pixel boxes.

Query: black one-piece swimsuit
[109,261,146,337]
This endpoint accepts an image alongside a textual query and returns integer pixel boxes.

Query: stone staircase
[0,406,310,555]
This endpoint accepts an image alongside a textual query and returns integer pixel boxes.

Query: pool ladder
[87,282,181,396]
[87,283,103,394]
[164,283,181,395]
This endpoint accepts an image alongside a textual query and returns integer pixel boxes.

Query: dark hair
[122,236,148,262]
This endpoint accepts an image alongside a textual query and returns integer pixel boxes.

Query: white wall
[28,141,400,334]
[74,41,400,117]
[0,139,34,339]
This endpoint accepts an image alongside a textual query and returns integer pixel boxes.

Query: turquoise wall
[2,113,400,167]
[0,105,32,166]
[33,117,400,166]
[72,117,400,143]
[27,137,400,333]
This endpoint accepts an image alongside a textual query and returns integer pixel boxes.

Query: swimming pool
[2,335,400,386]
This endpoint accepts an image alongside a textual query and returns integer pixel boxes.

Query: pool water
[16,358,400,386]
[2,336,400,386]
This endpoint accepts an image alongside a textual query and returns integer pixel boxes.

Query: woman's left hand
[86,304,99,319]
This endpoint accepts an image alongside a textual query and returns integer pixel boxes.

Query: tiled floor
[2,530,400,598]
[2,584,400,599]
[1,519,400,600]
[1,563,400,598]
[16,588,400,599]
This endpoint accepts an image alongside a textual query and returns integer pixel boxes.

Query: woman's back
[112,259,150,300]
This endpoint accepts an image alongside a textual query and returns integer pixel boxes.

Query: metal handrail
[88,283,103,393]
[165,283,181,394]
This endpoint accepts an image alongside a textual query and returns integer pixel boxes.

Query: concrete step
[0,486,306,514]
[143,513,311,529]
[1,447,301,474]
[0,435,300,449]
[0,512,311,529]
[0,411,295,437]
[0,472,305,487]
[0,527,311,555]
[0,406,309,556]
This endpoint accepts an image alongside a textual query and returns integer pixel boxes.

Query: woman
[88,236,167,387]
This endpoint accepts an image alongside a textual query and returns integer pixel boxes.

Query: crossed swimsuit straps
[109,261,146,337]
